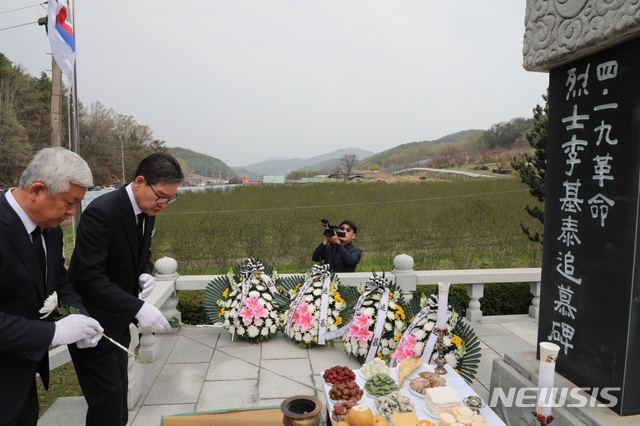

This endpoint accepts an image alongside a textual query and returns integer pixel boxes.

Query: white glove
[135,302,171,332]
[76,333,103,349]
[52,314,103,347]
[138,273,156,299]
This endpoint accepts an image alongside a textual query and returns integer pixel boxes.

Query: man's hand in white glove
[52,314,103,347]
[135,302,171,332]
[138,273,156,299]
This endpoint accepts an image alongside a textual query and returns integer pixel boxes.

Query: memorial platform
[39,314,537,426]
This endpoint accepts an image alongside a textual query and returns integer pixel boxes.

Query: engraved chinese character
[556,251,582,285]
[559,180,583,213]
[592,154,614,187]
[558,216,581,246]
[562,136,588,176]
[566,64,590,99]
[596,61,618,81]
[554,285,577,319]
[562,105,590,130]
[594,120,618,146]
[588,193,615,227]
[548,321,575,355]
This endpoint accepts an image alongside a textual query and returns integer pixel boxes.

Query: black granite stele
[540,36,640,416]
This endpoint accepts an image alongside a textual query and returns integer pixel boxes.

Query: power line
[0,20,38,32]
[0,2,45,15]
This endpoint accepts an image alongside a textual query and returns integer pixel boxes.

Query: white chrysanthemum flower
[223,320,230,327]
[261,327,270,336]
[425,322,435,332]
[394,320,404,330]
[39,291,58,319]
[262,293,272,301]
[443,336,452,346]
[427,312,437,321]
[386,310,395,320]
[265,318,273,327]
[270,325,278,334]
[270,311,278,319]
[294,332,302,341]
[445,352,458,367]
[382,347,391,356]
[248,290,260,298]
[328,325,338,331]
[307,304,317,313]
[345,342,352,353]
[255,284,266,291]
[305,295,314,302]
[358,346,367,356]
[236,326,245,335]
[358,340,369,349]
[414,329,427,340]
[247,325,260,338]
[332,309,342,318]
[363,307,375,317]
[303,333,313,343]
[415,342,425,353]
[254,318,264,327]
[380,338,389,347]
[313,288,322,296]
[383,322,391,331]
[314,299,321,307]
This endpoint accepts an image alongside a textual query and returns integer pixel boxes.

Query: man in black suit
[68,153,183,426]
[0,147,103,426]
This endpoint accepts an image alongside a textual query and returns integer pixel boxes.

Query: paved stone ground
[38,314,538,426]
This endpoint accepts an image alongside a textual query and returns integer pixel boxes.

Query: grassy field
[43,175,542,416]
[151,176,543,274]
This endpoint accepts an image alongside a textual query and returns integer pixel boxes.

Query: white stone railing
[50,254,542,409]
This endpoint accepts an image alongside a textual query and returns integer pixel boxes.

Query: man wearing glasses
[312,220,362,273]
[68,153,183,426]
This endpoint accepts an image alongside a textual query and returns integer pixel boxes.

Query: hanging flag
[48,0,75,88]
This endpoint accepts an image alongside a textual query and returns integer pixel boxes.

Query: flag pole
[66,0,82,226]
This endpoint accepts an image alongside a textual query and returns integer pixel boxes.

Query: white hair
[19,147,93,196]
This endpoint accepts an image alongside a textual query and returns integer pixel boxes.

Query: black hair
[135,153,184,185]
[340,220,357,234]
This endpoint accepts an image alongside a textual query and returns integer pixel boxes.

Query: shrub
[414,282,532,317]
[177,290,212,325]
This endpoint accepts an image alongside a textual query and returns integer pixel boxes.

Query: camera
[321,219,345,238]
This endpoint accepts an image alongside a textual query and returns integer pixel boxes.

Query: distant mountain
[234,148,376,176]
[170,147,237,179]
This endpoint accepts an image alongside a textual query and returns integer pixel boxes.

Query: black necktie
[32,227,46,283]
[137,213,147,251]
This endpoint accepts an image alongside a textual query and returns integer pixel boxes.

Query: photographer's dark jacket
[312,242,362,273]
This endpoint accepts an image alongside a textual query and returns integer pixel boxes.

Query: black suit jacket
[69,185,151,336]
[0,193,86,424]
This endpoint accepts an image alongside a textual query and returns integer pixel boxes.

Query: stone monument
[490,1,640,424]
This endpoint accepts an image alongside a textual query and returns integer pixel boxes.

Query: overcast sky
[2,1,548,167]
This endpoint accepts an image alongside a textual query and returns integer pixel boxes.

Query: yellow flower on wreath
[334,316,343,326]
[394,305,406,321]
[222,288,229,298]
[394,331,403,342]
[334,292,343,303]
[218,308,225,318]
[451,335,462,348]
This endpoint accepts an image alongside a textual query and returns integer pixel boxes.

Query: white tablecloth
[322,363,506,426]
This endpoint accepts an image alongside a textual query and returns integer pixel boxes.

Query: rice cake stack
[423,385,461,416]
[389,412,420,426]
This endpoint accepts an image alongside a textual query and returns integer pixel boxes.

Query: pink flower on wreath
[392,334,418,362]
[252,304,267,319]
[239,305,255,323]
[351,325,373,342]
[297,312,314,331]
[245,296,262,309]
[291,302,309,323]
[352,313,370,329]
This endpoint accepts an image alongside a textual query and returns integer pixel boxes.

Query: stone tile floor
[38,314,538,426]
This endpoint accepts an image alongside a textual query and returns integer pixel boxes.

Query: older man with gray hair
[0,147,103,426]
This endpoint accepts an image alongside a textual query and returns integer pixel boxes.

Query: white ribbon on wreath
[284,264,333,344]
[327,275,391,363]
[231,259,279,342]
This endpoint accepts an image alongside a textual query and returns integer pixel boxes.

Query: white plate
[408,386,426,399]
[421,400,439,420]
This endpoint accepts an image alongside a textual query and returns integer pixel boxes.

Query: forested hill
[170,147,237,179]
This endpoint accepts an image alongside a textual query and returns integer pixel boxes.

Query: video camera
[321,219,345,238]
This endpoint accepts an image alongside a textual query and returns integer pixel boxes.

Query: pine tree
[511,91,548,244]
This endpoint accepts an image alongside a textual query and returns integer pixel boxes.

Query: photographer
[312,220,362,272]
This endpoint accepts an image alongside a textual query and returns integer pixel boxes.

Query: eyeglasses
[148,184,179,204]
[339,226,352,233]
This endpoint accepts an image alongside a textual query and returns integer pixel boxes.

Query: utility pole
[50,59,62,147]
